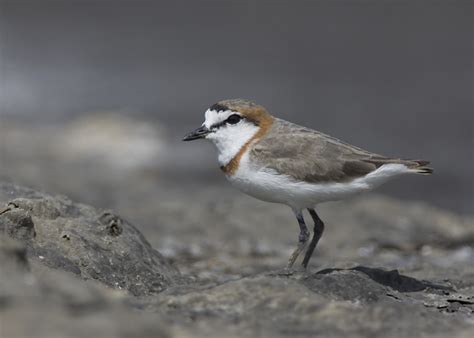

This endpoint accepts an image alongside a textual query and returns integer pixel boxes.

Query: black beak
[182,125,211,141]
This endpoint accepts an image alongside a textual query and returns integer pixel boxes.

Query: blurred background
[1,3,474,336]
[0,0,472,214]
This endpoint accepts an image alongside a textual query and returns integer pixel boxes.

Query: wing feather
[250,119,401,183]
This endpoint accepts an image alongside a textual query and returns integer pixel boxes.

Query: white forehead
[203,109,235,128]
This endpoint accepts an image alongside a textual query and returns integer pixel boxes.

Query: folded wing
[250,119,431,183]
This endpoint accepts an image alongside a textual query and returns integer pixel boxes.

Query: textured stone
[0,182,179,296]
[1,182,473,338]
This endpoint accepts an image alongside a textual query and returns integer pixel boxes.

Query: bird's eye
[226,114,242,125]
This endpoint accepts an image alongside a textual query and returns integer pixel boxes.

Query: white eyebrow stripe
[203,109,235,129]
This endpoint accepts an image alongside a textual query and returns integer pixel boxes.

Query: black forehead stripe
[209,103,229,112]
[209,115,256,130]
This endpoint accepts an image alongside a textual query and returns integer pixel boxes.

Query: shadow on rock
[302,266,453,303]
[317,266,452,292]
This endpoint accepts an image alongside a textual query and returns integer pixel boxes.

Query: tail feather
[365,157,434,175]
[406,159,434,175]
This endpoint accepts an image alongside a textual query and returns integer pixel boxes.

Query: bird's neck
[214,125,261,169]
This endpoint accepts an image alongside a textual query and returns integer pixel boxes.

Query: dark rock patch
[303,269,387,302]
[302,266,459,305]
[315,266,452,293]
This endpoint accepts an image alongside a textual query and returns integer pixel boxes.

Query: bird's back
[249,118,432,184]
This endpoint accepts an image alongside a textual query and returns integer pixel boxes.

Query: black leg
[301,208,325,269]
[286,210,310,270]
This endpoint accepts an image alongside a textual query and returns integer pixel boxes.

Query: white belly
[226,153,411,210]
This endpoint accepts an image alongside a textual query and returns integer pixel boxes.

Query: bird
[183,99,433,272]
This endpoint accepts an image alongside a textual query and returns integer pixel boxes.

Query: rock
[0,234,172,338]
[0,235,29,271]
[0,202,36,240]
[304,268,389,303]
[1,182,473,337]
[0,182,179,296]
[145,270,473,338]
[303,266,452,303]
[57,113,165,172]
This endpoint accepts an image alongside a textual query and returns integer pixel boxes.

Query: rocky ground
[1,115,473,337]
[1,181,473,338]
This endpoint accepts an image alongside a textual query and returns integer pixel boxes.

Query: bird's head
[183,99,274,166]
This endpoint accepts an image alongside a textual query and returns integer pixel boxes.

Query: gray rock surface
[0,235,172,338]
[146,271,473,338]
[1,182,473,337]
[0,183,179,296]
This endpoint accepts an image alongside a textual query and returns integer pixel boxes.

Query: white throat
[203,109,260,167]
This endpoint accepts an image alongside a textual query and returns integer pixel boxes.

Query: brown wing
[250,119,417,183]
